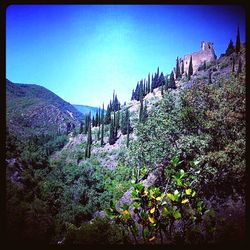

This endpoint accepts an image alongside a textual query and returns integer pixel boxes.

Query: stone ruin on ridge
[174,41,217,78]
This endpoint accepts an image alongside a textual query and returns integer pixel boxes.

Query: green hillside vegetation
[6,38,246,245]
[6,79,83,138]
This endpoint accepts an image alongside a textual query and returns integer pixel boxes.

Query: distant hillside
[6,79,83,138]
[73,104,100,116]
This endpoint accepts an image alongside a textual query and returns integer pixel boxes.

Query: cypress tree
[188,56,193,80]
[175,57,181,79]
[165,76,168,92]
[232,58,235,74]
[105,104,111,124]
[208,70,212,84]
[109,117,116,145]
[121,111,126,135]
[169,71,176,89]
[139,99,143,122]
[142,100,148,122]
[85,121,92,158]
[237,58,242,76]
[79,121,83,134]
[147,73,151,94]
[181,60,184,75]
[84,112,91,134]
[225,39,235,56]
[139,80,144,103]
[126,120,130,148]
[131,89,135,100]
[236,26,241,54]
[84,141,88,159]
[101,103,104,146]
[135,82,140,101]
[156,66,159,79]
[116,110,120,134]
[88,122,92,145]
[151,75,154,92]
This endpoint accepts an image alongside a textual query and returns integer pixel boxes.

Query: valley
[6,26,246,246]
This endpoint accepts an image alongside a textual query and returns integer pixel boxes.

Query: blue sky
[6,5,246,107]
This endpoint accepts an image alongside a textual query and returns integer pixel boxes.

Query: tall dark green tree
[237,58,242,76]
[181,60,184,75]
[225,39,235,56]
[79,121,83,134]
[158,72,165,95]
[165,75,169,92]
[232,58,235,74]
[141,100,148,122]
[139,80,144,103]
[85,121,92,158]
[115,110,120,137]
[236,26,241,54]
[109,117,116,145]
[84,112,91,134]
[148,73,151,94]
[175,57,181,79]
[101,103,105,146]
[121,108,132,135]
[169,71,176,89]
[188,56,193,80]
[208,70,212,84]
[126,117,130,148]
[139,99,143,123]
[105,104,111,125]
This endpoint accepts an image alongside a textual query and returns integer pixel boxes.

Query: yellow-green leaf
[150,207,155,213]
[156,196,162,201]
[185,189,192,195]
[174,210,181,220]
[167,193,175,201]
[192,191,196,197]
[181,198,189,204]
[162,207,168,216]
[148,216,155,224]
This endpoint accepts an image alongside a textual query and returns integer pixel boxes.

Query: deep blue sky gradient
[6,5,246,107]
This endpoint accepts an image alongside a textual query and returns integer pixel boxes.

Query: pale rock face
[175,41,217,77]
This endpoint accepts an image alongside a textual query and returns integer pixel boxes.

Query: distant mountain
[6,79,83,138]
[73,104,106,116]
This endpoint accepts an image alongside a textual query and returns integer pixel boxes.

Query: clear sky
[6,4,246,107]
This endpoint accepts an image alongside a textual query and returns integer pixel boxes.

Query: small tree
[139,100,144,122]
[237,58,242,76]
[109,117,116,145]
[236,26,241,53]
[126,110,131,148]
[225,39,235,56]
[169,71,176,89]
[188,56,193,80]
[79,121,83,134]
[181,60,184,75]
[175,57,181,79]
[101,104,105,146]
[232,58,235,74]
[208,70,212,84]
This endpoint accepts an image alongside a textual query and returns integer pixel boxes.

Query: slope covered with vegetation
[6,38,246,246]
[6,79,83,139]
